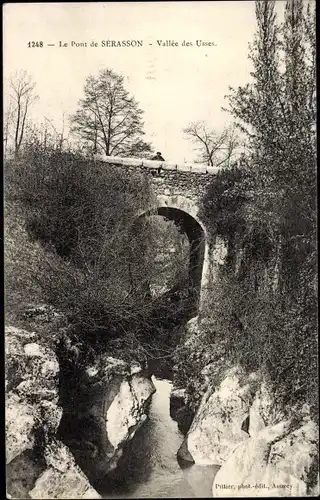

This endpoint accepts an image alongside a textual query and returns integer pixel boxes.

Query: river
[95,377,219,499]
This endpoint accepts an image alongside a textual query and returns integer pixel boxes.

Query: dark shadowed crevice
[241,414,250,434]
[140,207,205,314]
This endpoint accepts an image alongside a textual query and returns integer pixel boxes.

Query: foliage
[5,148,147,323]
[4,197,52,325]
[199,265,318,417]
[71,68,153,157]
[5,144,193,364]
[200,163,254,248]
[173,341,227,412]
[196,0,317,418]
[123,139,155,159]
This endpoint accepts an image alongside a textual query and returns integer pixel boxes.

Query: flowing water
[95,377,219,499]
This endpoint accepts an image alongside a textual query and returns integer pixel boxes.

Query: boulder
[6,450,46,499]
[269,419,318,485]
[6,393,37,464]
[185,366,256,465]
[170,387,187,420]
[5,326,37,391]
[212,420,308,497]
[177,437,195,465]
[106,374,155,449]
[29,441,101,499]
[131,373,156,406]
[60,356,156,480]
[212,420,311,497]
[5,325,60,408]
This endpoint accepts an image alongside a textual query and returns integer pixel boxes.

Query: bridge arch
[93,156,220,314]
[138,194,210,311]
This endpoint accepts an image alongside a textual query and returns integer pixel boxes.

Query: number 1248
[28,41,43,48]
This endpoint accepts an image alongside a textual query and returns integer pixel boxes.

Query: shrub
[197,163,318,420]
[5,147,193,360]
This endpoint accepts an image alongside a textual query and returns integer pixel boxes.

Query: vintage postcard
[4,1,318,498]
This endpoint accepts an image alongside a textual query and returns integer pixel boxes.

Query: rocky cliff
[172,317,319,498]
[58,354,156,481]
[5,324,155,498]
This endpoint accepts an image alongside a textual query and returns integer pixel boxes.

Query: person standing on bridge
[151,151,165,161]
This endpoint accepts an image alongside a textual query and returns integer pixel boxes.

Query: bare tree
[43,115,68,151]
[4,97,14,159]
[9,70,38,157]
[22,111,71,155]
[71,68,152,157]
[183,121,240,167]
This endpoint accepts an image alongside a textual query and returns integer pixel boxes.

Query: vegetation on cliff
[5,146,191,374]
[180,0,317,419]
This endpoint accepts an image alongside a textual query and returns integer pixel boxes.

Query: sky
[3,1,286,163]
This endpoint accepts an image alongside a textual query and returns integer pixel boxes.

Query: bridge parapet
[93,154,222,175]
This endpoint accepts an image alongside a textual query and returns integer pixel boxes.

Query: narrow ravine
[94,376,219,499]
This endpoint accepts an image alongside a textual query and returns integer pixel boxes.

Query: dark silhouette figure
[152,151,165,161]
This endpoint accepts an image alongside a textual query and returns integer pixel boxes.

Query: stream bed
[95,377,219,498]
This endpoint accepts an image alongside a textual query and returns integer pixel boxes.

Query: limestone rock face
[29,467,101,499]
[5,325,100,499]
[5,325,61,467]
[6,324,154,498]
[173,330,318,498]
[269,419,319,485]
[5,326,37,391]
[29,441,101,499]
[6,326,60,409]
[212,421,308,498]
[6,394,36,464]
[170,387,194,435]
[170,387,187,419]
[173,318,319,496]
[6,450,46,499]
[184,366,256,465]
[106,374,155,449]
[60,356,156,481]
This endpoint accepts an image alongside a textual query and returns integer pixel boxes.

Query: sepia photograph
[3,1,318,498]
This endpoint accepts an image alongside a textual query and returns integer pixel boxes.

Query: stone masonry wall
[94,155,220,219]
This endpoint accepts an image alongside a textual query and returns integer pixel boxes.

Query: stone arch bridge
[94,154,228,314]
